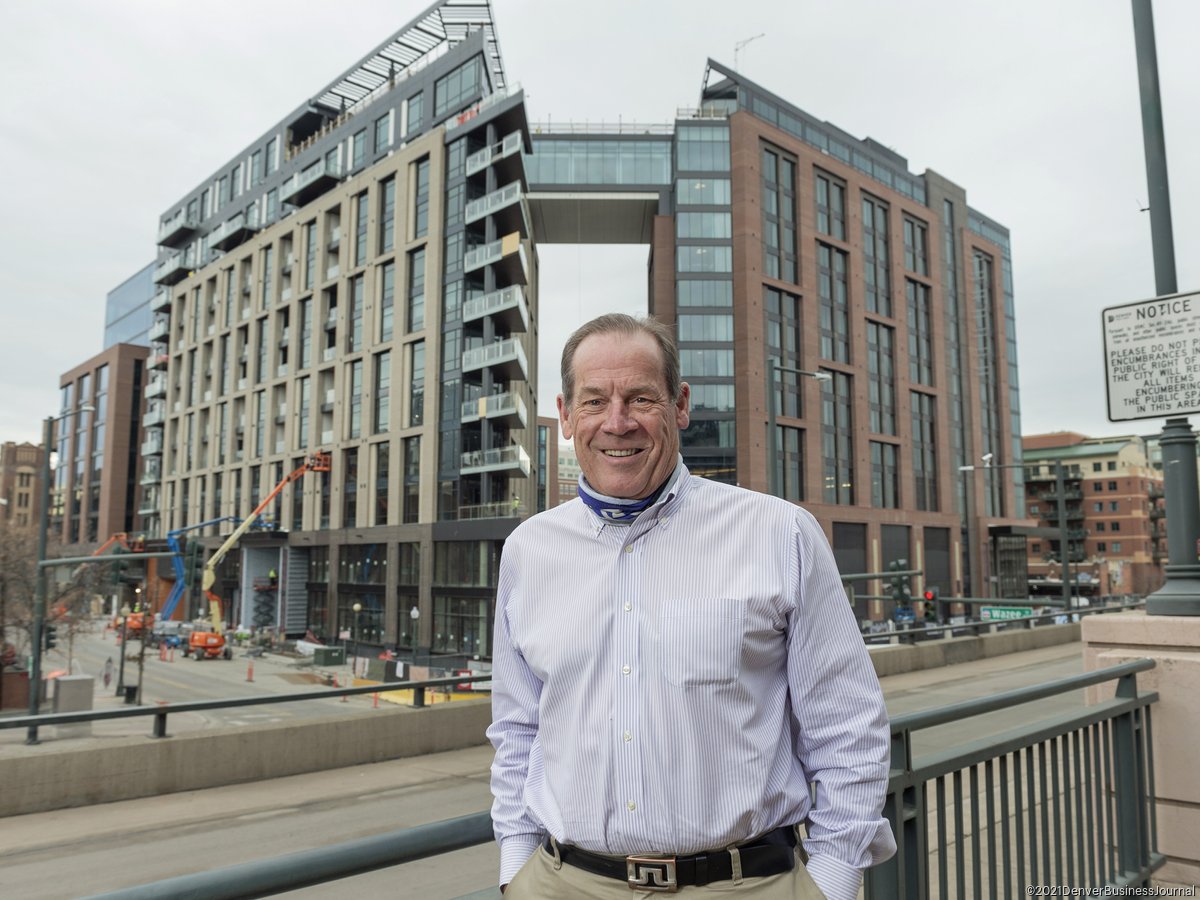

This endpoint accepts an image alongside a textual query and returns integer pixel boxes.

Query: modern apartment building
[1022,432,1166,597]
[104,263,155,349]
[137,0,1023,658]
[55,344,148,549]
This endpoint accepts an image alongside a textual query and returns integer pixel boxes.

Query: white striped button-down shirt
[488,464,895,900]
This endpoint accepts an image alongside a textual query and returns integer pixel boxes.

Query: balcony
[280,158,344,207]
[148,318,170,343]
[463,232,529,285]
[461,391,528,426]
[460,443,531,476]
[1150,506,1165,520]
[137,495,160,517]
[141,435,164,457]
[1040,488,1082,503]
[457,500,525,520]
[143,404,165,428]
[461,337,529,381]
[465,130,524,180]
[145,376,167,399]
[464,181,531,238]
[281,252,296,274]
[209,212,260,252]
[139,461,161,486]
[147,352,169,371]
[462,284,529,333]
[157,208,199,247]
[153,252,189,286]
[151,289,172,313]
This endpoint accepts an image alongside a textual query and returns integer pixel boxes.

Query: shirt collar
[584,457,689,537]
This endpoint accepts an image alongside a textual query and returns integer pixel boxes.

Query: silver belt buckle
[626,855,677,892]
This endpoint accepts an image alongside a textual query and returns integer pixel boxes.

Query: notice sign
[1102,291,1200,422]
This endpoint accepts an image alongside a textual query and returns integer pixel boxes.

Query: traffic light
[922,587,939,603]
[888,559,912,605]
[184,540,204,586]
[43,624,58,651]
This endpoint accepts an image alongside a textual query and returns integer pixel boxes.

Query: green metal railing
[83,661,1159,899]
[865,658,1161,898]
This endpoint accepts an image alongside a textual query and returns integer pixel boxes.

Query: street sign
[980,606,1033,620]
[1102,291,1200,422]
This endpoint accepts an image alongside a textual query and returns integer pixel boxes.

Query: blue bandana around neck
[577,460,682,523]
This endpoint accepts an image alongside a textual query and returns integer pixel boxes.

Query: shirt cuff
[805,854,863,900]
[499,833,543,886]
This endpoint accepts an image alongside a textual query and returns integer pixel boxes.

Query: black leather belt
[544,825,796,892]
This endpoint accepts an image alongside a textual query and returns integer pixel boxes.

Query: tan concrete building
[0,442,45,530]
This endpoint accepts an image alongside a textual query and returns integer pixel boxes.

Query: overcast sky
[2,0,1197,447]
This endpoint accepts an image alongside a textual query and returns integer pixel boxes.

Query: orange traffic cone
[246,661,254,682]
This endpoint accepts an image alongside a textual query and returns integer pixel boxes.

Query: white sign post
[1102,291,1200,422]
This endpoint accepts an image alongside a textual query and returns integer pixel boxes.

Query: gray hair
[560,313,681,407]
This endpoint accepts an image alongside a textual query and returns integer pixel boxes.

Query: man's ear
[556,393,574,439]
[675,382,690,430]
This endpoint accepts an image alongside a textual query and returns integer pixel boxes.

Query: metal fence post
[1112,673,1146,882]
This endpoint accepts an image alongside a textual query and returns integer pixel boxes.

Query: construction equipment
[159,517,244,623]
[188,452,331,661]
[92,533,152,636]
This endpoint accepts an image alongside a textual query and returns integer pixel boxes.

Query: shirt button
[623,731,632,742]
[624,601,632,611]
[661,515,669,522]
[627,801,637,811]
[621,664,631,675]
[624,545,633,553]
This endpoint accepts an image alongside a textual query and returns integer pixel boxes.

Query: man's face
[557,331,689,500]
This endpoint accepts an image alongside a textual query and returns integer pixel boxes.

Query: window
[862,194,891,316]
[689,384,735,412]
[1107,461,1117,471]
[675,125,730,171]
[1110,501,1120,512]
[304,221,317,291]
[265,137,277,174]
[297,377,310,450]
[765,286,802,417]
[676,246,731,273]
[1094,502,1103,512]
[867,323,896,435]
[408,341,425,427]
[1111,542,1121,552]
[1097,542,1107,553]
[379,177,396,254]
[870,442,899,509]
[1032,543,1041,554]
[911,392,938,511]
[413,158,430,239]
[815,170,846,240]
[352,130,366,169]
[676,177,731,205]
[907,280,933,385]
[374,442,390,526]
[354,191,368,266]
[677,212,732,239]
[1096,522,1105,532]
[298,298,311,370]
[403,436,420,524]
[678,314,732,342]
[1108,481,1118,490]
[677,281,732,307]
[817,244,849,362]
[374,112,391,153]
[1094,482,1104,492]
[250,149,262,187]
[1111,521,1120,532]
[407,248,425,332]
[821,371,854,504]
[777,426,803,502]
[348,275,364,352]
[406,92,424,135]
[342,448,358,527]
[373,351,390,434]
[680,349,734,377]
[347,360,363,439]
[379,262,395,342]
[761,146,796,282]
[434,56,482,117]
[903,216,929,275]
[260,246,273,310]
[1092,462,1102,472]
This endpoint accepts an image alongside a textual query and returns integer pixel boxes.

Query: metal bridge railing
[866,658,1162,898]
[80,661,1159,900]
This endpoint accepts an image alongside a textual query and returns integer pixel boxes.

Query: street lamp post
[115,603,131,699]
[960,459,1073,610]
[351,602,362,677]
[766,357,831,497]
[26,404,94,745]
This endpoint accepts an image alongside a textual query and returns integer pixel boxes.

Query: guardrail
[865,658,1161,897]
[79,661,1158,900]
[0,673,491,741]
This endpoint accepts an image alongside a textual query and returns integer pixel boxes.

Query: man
[488,314,895,898]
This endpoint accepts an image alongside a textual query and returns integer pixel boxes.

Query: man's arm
[786,510,896,900]
[486,550,546,886]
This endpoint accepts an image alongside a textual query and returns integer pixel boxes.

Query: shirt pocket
[659,598,745,687]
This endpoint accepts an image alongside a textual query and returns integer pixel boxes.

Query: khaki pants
[505,843,826,898]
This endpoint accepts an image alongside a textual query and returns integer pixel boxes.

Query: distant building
[557,441,580,507]
[535,416,559,512]
[1022,432,1166,597]
[0,441,45,529]
[104,263,156,348]
[55,344,148,549]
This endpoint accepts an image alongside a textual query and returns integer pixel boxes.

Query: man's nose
[601,400,637,433]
